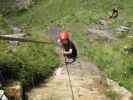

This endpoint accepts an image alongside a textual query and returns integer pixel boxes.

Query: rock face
[15,0,32,10]
[27,59,133,100]
[27,60,108,100]
[0,0,32,14]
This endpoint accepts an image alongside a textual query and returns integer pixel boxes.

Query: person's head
[59,31,69,44]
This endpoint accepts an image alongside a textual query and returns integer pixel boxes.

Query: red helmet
[59,31,69,40]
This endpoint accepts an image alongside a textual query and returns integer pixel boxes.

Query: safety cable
[0,35,53,44]
[65,58,74,100]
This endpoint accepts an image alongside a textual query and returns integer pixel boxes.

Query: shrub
[0,32,59,87]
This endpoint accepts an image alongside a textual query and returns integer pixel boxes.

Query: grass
[0,15,13,34]
[104,90,119,100]
[8,0,116,30]
[83,38,133,92]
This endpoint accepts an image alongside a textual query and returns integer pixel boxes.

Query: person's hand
[57,38,61,43]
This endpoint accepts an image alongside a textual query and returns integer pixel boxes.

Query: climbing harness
[65,58,74,100]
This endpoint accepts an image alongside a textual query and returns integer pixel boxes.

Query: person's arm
[57,38,61,43]
[63,48,72,55]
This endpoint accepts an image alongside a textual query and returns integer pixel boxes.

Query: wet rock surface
[27,60,107,100]
[27,59,132,100]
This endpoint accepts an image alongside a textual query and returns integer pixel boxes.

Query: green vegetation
[0,0,60,88]
[85,40,133,92]
[104,90,119,100]
[0,32,59,87]
[0,0,16,15]
[0,15,13,34]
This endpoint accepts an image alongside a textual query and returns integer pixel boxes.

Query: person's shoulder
[69,40,77,49]
[68,40,74,45]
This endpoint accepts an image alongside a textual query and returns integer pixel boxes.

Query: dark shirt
[62,40,77,58]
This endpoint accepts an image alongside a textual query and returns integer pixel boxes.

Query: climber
[110,7,118,18]
[57,31,77,63]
